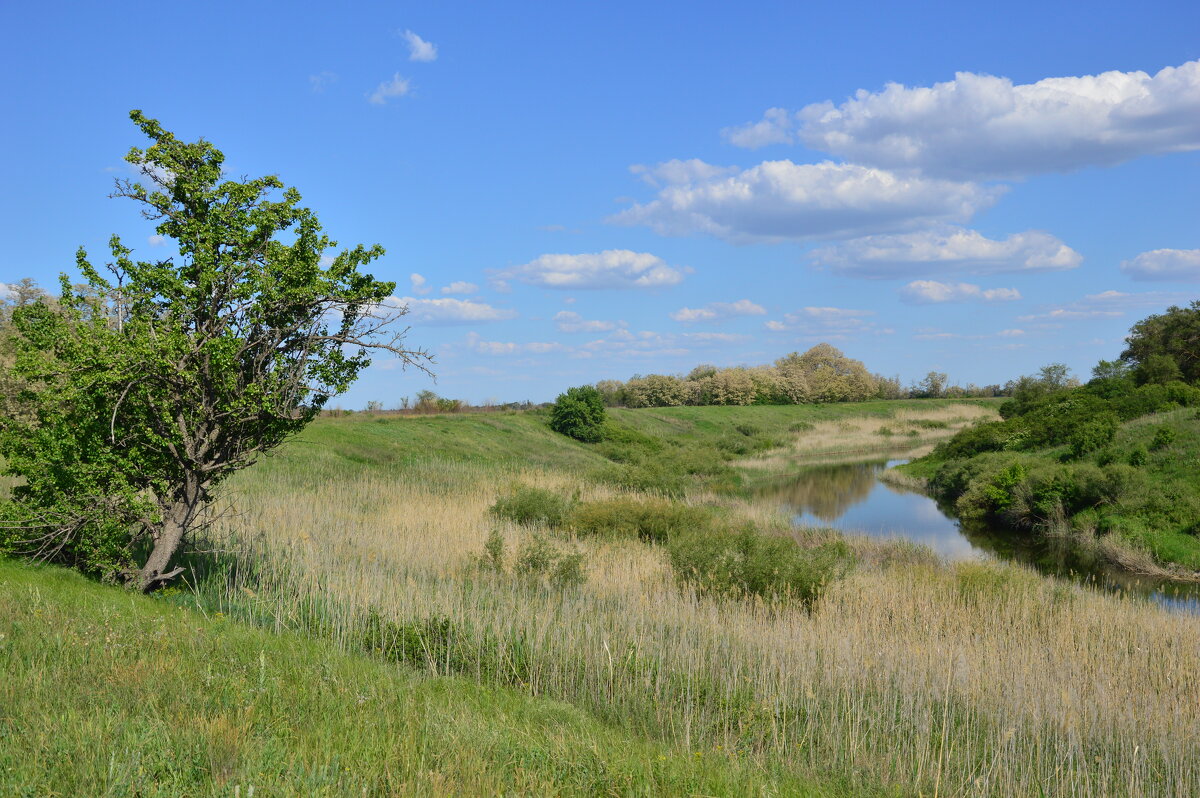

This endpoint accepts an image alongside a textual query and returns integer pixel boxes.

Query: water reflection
[754,456,1200,613]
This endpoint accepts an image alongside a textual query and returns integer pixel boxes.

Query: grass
[161,402,1200,797]
[0,557,823,796]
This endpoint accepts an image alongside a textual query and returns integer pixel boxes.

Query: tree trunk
[135,497,194,592]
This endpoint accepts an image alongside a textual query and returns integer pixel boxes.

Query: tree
[549,385,606,442]
[1121,301,1200,383]
[916,371,948,399]
[0,111,429,590]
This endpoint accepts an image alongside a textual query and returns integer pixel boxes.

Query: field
[4,399,1200,796]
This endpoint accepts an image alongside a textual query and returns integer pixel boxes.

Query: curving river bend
[754,454,1200,613]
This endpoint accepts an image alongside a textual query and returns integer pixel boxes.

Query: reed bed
[189,443,1200,798]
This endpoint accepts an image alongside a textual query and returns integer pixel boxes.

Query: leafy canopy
[0,111,428,586]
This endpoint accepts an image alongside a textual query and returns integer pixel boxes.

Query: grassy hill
[0,557,820,796]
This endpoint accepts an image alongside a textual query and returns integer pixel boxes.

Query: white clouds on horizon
[554,310,619,333]
[670,298,767,322]
[1017,289,1193,323]
[809,226,1082,279]
[392,296,517,325]
[612,160,1001,243]
[402,30,438,62]
[900,280,1021,304]
[494,249,688,289]
[1121,248,1200,281]
[725,59,1200,179]
[368,73,412,105]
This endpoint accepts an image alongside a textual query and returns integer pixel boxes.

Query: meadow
[143,400,1200,797]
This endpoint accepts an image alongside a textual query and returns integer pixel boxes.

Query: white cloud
[368,73,412,105]
[402,30,438,62]
[465,333,564,356]
[722,107,795,148]
[1017,289,1192,323]
[790,59,1200,179]
[629,158,740,188]
[765,306,888,341]
[1120,248,1200,281]
[440,281,479,295]
[809,226,1081,279]
[147,234,166,246]
[998,329,1026,337]
[900,280,1021,304]
[611,160,1001,243]
[394,296,517,325]
[409,273,431,295]
[670,299,767,322]
[495,250,688,289]
[554,310,618,333]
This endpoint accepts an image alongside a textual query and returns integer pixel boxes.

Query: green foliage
[667,526,853,607]
[567,497,715,544]
[1128,445,1148,467]
[514,534,587,588]
[0,112,426,588]
[490,485,576,529]
[1150,424,1177,450]
[549,385,607,442]
[1122,301,1200,383]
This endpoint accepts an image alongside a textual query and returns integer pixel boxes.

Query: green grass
[0,557,827,797]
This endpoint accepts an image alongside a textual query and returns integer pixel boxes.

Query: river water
[753,455,1200,613]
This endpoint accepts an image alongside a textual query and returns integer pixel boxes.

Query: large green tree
[1121,301,1200,384]
[0,111,429,590]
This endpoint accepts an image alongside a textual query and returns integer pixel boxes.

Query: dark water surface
[754,456,1200,613]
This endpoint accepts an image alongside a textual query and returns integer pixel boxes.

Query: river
[753,454,1200,613]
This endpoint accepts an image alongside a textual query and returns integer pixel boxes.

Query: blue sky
[3,1,1199,407]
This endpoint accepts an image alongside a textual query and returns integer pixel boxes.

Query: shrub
[549,385,606,442]
[1128,445,1148,466]
[568,497,714,543]
[1066,411,1119,459]
[1150,424,1177,451]
[490,485,575,528]
[594,461,688,498]
[514,534,587,588]
[667,526,853,607]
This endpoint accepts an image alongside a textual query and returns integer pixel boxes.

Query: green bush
[490,485,575,528]
[667,526,853,607]
[514,534,587,588]
[549,385,607,443]
[1128,445,1148,467]
[1150,424,1177,451]
[568,497,714,543]
[593,461,688,498]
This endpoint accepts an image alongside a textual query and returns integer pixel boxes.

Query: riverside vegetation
[6,399,1197,796]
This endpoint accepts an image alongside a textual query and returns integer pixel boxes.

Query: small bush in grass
[734,422,760,437]
[490,486,575,528]
[568,497,715,543]
[1150,424,1177,450]
[549,385,606,443]
[514,534,587,588]
[668,526,853,607]
[788,421,814,433]
[876,426,895,436]
[594,461,688,498]
[1128,445,1148,467]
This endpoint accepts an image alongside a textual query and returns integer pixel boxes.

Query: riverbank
[152,402,1200,796]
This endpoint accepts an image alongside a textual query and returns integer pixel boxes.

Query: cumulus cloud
[670,299,767,322]
[1120,248,1200,281]
[788,59,1200,178]
[409,273,431,295]
[809,226,1081,279]
[721,107,795,148]
[612,160,1000,243]
[629,159,739,187]
[368,73,412,105]
[147,234,166,246]
[900,280,1021,304]
[394,296,517,325]
[402,30,437,62]
[554,311,618,333]
[495,250,688,289]
[440,281,479,295]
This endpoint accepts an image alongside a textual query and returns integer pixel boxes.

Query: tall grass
[176,406,1200,797]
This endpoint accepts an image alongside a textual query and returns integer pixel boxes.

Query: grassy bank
[0,557,823,796]
[901,392,1200,574]
[161,401,1200,797]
